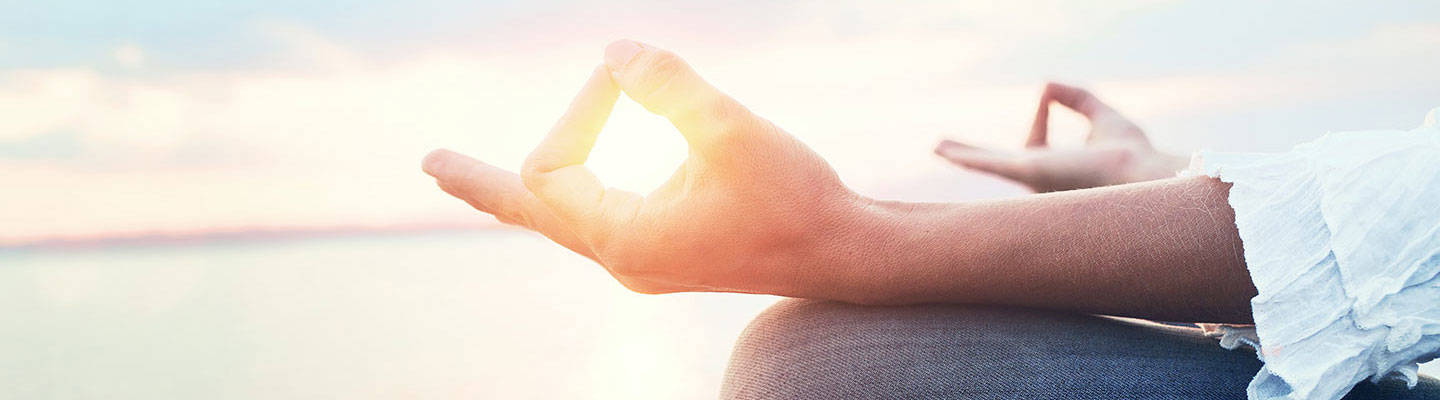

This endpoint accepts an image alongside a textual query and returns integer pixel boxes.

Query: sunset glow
[7,1,1438,246]
[6,1,1440,398]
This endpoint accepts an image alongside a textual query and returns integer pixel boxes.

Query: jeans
[721,299,1440,400]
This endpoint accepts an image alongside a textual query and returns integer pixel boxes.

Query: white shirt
[1189,107,1440,400]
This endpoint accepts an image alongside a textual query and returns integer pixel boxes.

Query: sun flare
[585,95,691,195]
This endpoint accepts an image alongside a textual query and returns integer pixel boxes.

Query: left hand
[935,82,1186,192]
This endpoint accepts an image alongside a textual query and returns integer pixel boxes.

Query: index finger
[1045,82,1111,117]
[522,65,619,178]
[520,65,639,239]
[1026,82,1115,147]
[603,40,767,154]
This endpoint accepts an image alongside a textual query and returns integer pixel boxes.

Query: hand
[934,82,1186,192]
[423,41,873,299]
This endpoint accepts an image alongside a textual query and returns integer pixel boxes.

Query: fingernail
[934,140,956,153]
[422,149,455,177]
[604,40,644,72]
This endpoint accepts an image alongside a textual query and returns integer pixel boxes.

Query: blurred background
[2,0,1437,398]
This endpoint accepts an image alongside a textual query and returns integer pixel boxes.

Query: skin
[422,40,1258,324]
[934,82,1190,193]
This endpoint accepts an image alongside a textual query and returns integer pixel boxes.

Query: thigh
[721,299,1440,400]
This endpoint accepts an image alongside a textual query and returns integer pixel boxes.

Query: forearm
[840,175,1255,323]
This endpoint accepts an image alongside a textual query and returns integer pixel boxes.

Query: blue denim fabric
[722,300,1440,399]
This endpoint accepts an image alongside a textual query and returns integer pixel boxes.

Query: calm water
[2,231,1434,398]
[0,231,776,399]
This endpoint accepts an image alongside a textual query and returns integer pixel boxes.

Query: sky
[3,0,1439,245]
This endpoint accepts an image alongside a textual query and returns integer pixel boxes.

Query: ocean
[2,231,1435,398]
[0,231,775,399]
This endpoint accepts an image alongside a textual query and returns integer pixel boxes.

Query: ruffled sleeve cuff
[1187,107,1440,400]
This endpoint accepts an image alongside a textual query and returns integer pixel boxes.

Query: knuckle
[606,257,643,277]
[684,96,770,154]
[682,95,746,134]
[1044,81,1092,101]
[1044,81,1073,100]
[492,212,524,226]
[1076,92,1100,109]
[701,96,748,131]
[446,175,487,206]
[496,197,532,227]
[707,117,768,154]
[631,50,689,102]
[603,247,658,279]
[519,152,546,179]
[518,162,551,194]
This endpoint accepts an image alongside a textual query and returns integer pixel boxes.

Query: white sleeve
[1192,107,1440,400]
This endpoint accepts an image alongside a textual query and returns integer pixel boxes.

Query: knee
[728,298,856,353]
[719,299,1007,399]
[719,299,858,400]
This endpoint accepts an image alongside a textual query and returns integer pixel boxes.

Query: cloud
[0,21,608,242]
[0,67,189,162]
[252,19,360,70]
[0,129,82,159]
[2,8,1437,243]
[112,42,144,69]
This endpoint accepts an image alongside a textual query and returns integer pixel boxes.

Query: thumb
[521,65,639,238]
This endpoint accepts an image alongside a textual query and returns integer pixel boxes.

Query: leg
[721,299,1440,400]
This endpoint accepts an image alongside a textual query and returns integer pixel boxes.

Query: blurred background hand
[935,82,1188,192]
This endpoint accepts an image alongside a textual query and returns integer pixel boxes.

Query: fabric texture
[721,299,1440,399]
[1190,107,1440,400]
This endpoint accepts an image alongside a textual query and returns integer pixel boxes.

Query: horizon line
[0,221,512,251]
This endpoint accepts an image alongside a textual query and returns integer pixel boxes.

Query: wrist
[787,195,898,304]
[818,197,983,305]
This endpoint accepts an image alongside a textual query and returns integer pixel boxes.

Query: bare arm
[423,41,1256,325]
[845,176,1253,323]
[923,79,1252,322]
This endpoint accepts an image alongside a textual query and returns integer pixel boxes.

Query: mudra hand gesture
[935,82,1186,192]
[424,40,872,300]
